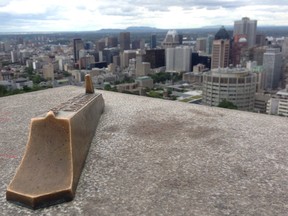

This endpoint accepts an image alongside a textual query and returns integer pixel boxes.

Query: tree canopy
[218,99,238,109]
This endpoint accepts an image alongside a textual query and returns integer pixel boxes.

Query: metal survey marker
[6,74,104,209]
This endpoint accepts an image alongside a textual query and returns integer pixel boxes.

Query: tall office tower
[11,51,18,63]
[58,57,71,71]
[132,39,144,50]
[206,35,214,55]
[150,34,156,48]
[143,49,165,69]
[96,40,106,52]
[79,55,95,69]
[113,55,120,66]
[0,42,4,52]
[166,47,191,72]
[233,17,257,47]
[102,48,120,64]
[263,48,282,90]
[231,34,248,66]
[119,32,131,51]
[105,36,118,48]
[178,34,183,45]
[202,67,256,111]
[120,50,136,68]
[84,42,93,50]
[73,38,84,62]
[256,34,266,46]
[196,37,207,53]
[211,26,230,69]
[162,30,180,48]
[191,52,212,70]
[282,37,288,58]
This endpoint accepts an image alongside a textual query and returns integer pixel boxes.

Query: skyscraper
[263,48,282,90]
[162,30,180,48]
[231,34,248,66]
[143,49,165,69]
[211,26,230,69]
[150,34,156,49]
[119,32,130,51]
[165,47,191,72]
[206,35,214,55]
[234,17,257,47]
[73,38,84,63]
[196,37,207,53]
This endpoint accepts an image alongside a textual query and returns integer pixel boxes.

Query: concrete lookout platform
[1,86,288,215]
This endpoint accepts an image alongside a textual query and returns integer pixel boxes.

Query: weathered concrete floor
[1,86,288,215]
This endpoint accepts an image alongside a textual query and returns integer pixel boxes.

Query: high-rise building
[196,38,207,53]
[58,57,71,71]
[150,34,157,49]
[233,17,257,47]
[73,38,84,63]
[263,48,282,90]
[79,55,95,69]
[211,26,230,69]
[256,34,266,46]
[143,49,165,69]
[231,34,248,66]
[102,48,120,65]
[119,32,130,51]
[11,51,18,63]
[191,52,211,70]
[131,39,145,50]
[166,47,191,73]
[162,30,180,48]
[282,37,288,58]
[202,67,256,111]
[206,35,214,55]
[120,50,136,68]
[211,40,230,69]
[105,36,118,48]
[95,40,106,52]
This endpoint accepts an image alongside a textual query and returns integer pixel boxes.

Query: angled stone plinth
[6,75,104,209]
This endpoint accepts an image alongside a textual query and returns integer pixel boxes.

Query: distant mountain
[89,25,288,36]
[96,26,166,33]
[126,26,162,32]
[95,28,124,33]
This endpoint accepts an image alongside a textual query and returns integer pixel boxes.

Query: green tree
[218,99,238,109]
[104,84,112,91]
[0,85,8,97]
[63,71,71,77]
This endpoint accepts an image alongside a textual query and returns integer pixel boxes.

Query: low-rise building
[267,85,288,116]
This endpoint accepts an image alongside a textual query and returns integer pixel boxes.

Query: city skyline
[0,0,288,32]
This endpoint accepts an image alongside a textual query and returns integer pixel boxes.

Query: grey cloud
[99,5,139,16]
[124,0,288,11]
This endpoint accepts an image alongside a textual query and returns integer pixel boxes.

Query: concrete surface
[0,86,288,215]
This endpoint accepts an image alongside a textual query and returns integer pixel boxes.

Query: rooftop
[1,86,288,215]
[214,26,230,40]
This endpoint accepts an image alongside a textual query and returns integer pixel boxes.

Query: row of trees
[0,85,51,97]
[0,67,52,97]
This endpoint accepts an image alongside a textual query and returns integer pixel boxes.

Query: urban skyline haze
[0,0,288,32]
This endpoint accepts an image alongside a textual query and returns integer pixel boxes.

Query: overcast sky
[0,0,287,32]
